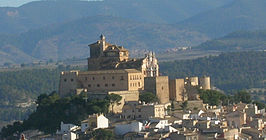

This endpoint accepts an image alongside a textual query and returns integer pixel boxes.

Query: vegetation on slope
[199,89,265,109]
[196,30,266,51]
[177,0,266,37]
[0,92,117,139]
[0,68,60,106]
[160,51,266,91]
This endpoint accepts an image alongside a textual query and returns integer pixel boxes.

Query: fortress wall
[169,79,185,102]
[59,71,80,97]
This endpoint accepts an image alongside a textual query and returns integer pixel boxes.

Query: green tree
[234,91,252,104]
[139,92,158,103]
[199,89,224,106]
[253,101,265,110]
[92,129,114,140]
[1,92,112,138]
[106,94,122,113]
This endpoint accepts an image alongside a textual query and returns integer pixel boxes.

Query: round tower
[199,76,211,90]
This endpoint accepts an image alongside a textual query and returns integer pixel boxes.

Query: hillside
[0,0,233,34]
[0,16,209,65]
[177,0,266,37]
[0,68,60,129]
[194,30,266,51]
[0,51,265,130]
[160,51,266,91]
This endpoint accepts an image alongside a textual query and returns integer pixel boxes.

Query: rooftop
[79,69,141,75]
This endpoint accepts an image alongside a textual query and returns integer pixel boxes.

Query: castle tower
[199,76,211,90]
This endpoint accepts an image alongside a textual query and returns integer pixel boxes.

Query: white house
[56,122,79,140]
[81,114,109,132]
[146,119,172,132]
[115,121,143,135]
[189,110,205,120]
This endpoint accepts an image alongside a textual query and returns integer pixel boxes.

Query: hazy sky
[0,0,39,7]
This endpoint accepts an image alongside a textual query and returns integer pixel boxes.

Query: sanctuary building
[59,35,159,97]
[59,35,211,111]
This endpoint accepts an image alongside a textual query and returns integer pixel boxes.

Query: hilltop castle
[59,35,211,112]
[59,35,159,102]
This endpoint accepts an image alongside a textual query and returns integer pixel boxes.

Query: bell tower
[99,34,106,56]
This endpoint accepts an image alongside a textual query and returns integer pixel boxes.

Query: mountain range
[0,0,233,34]
[0,16,209,64]
[195,30,266,51]
[1,0,266,64]
[178,0,266,37]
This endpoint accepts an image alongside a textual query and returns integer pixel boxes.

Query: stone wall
[108,90,140,113]
[169,79,185,102]
[59,71,80,97]
[144,76,169,104]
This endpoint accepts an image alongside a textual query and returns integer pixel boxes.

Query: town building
[122,101,165,120]
[115,121,143,136]
[81,114,109,132]
[226,111,247,128]
[56,122,79,140]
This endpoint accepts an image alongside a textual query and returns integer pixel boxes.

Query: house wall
[97,115,109,129]
[115,122,143,135]
[226,111,246,128]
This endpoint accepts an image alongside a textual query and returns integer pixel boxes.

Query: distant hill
[160,51,266,91]
[177,0,266,37]
[0,0,233,34]
[0,68,59,125]
[0,16,209,65]
[195,30,266,51]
